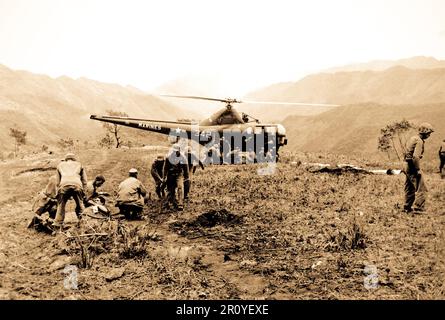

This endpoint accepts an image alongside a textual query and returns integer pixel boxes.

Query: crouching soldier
[151,155,166,199]
[84,175,110,215]
[116,168,148,220]
[28,175,58,229]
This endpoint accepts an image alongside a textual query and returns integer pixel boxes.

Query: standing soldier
[220,136,232,164]
[439,139,445,178]
[185,146,205,175]
[184,146,205,201]
[116,168,148,220]
[403,123,434,213]
[205,143,220,165]
[163,144,189,210]
[53,153,87,229]
[151,155,166,199]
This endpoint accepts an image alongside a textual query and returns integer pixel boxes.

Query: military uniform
[116,171,147,219]
[151,157,166,198]
[186,150,204,175]
[404,135,427,212]
[220,138,232,164]
[439,140,445,177]
[85,180,101,204]
[33,175,58,219]
[84,177,109,215]
[204,144,220,165]
[54,154,87,227]
[163,151,189,209]
[184,150,204,199]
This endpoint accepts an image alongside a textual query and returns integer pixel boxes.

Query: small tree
[378,120,415,160]
[102,110,129,148]
[98,133,114,149]
[9,127,27,157]
[58,138,74,150]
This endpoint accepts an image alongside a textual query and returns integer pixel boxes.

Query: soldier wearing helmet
[439,139,445,178]
[403,122,434,213]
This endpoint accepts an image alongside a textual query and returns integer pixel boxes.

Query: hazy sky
[1,0,444,96]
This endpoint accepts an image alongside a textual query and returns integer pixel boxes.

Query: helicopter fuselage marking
[139,123,161,131]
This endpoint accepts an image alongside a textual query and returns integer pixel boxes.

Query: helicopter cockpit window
[217,110,243,125]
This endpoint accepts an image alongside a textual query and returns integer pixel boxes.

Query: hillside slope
[282,103,445,161]
[244,67,445,122]
[0,64,190,152]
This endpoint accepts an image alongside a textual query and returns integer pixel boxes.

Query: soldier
[116,168,148,220]
[185,146,205,175]
[205,143,221,165]
[184,146,204,201]
[220,136,232,164]
[163,144,189,210]
[151,155,166,199]
[439,139,445,178]
[403,123,434,213]
[84,175,109,214]
[32,175,58,219]
[53,153,87,229]
[85,175,106,204]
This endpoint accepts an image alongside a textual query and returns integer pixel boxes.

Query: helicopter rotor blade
[240,100,340,107]
[160,94,339,107]
[160,94,239,104]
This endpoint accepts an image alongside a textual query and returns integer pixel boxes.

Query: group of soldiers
[151,144,204,210]
[30,144,204,232]
[403,122,444,214]
[30,123,444,232]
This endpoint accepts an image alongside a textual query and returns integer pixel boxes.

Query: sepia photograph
[0,0,444,308]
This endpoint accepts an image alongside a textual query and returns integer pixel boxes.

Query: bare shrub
[327,217,368,251]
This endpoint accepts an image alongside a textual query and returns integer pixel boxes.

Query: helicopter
[90,95,338,163]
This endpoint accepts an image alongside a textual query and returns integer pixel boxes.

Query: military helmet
[156,154,165,161]
[65,153,76,161]
[418,122,434,134]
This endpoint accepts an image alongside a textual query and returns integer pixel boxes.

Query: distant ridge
[323,56,445,73]
[244,63,445,122]
[0,64,192,152]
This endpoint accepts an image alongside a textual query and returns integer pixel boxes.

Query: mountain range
[323,56,445,73]
[244,66,445,122]
[0,64,192,153]
[1,56,444,160]
[282,103,444,161]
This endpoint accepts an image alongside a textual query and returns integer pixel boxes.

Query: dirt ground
[0,148,444,300]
